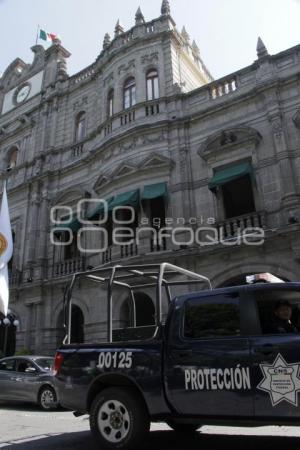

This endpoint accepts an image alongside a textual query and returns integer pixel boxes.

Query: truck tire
[89,387,150,450]
[166,420,201,432]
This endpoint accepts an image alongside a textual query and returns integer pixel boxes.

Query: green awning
[53,214,81,235]
[108,190,139,210]
[208,162,254,191]
[87,197,114,220]
[142,182,168,201]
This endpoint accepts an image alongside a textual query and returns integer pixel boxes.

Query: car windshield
[34,358,54,371]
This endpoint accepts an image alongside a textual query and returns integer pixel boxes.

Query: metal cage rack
[63,263,212,344]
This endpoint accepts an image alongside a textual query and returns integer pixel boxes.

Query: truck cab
[166,282,300,420]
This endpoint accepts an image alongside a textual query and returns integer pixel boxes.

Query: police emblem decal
[257,354,300,406]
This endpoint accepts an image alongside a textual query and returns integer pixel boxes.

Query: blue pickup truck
[55,263,300,450]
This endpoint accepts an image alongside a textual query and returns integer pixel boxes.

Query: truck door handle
[172,349,193,358]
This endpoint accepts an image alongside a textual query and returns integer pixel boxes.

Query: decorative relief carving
[0,114,35,141]
[118,60,135,75]
[140,52,159,64]
[179,148,188,173]
[269,114,283,141]
[141,131,166,144]
[72,96,88,110]
[103,72,114,86]
[199,126,262,162]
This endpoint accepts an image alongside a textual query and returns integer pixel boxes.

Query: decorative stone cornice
[0,114,35,142]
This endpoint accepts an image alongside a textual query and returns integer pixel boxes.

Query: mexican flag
[39,28,58,42]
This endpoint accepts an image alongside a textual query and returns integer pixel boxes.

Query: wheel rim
[97,399,130,443]
[40,389,55,409]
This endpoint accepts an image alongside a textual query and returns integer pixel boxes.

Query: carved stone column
[177,121,195,222]
[36,187,50,279]
[26,183,40,268]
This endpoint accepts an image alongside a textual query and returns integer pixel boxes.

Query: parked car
[0,355,59,410]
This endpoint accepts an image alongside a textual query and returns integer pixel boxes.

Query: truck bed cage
[63,263,212,344]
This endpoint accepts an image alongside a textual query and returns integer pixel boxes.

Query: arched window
[146,69,159,100]
[75,112,86,142]
[107,89,114,117]
[123,77,136,109]
[6,147,18,171]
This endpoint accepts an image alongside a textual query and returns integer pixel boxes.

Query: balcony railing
[216,211,266,240]
[71,143,84,158]
[100,236,169,265]
[53,257,86,277]
[120,110,135,126]
[145,101,160,116]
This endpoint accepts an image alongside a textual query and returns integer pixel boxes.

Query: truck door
[164,290,253,417]
[248,285,300,418]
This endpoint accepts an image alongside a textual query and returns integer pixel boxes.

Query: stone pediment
[93,175,111,193]
[112,163,136,179]
[51,186,87,206]
[93,154,174,192]
[199,126,262,162]
[139,153,174,170]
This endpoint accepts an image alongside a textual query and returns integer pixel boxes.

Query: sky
[1,0,300,80]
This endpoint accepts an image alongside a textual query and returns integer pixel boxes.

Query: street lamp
[1,315,19,357]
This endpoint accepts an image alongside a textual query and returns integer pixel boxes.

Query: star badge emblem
[258,353,300,406]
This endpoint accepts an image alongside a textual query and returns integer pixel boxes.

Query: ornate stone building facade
[1,1,300,354]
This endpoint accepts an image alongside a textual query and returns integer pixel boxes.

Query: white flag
[0,183,13,316]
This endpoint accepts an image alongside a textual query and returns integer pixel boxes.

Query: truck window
[183,293,240,339]
[254,289,300,334]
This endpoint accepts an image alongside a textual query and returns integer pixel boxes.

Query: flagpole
[35,24,40,45]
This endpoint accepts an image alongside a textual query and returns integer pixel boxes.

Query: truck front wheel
[90,387,150,450]
[166,420,201,432]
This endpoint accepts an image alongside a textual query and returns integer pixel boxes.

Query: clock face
[15,83,31,104]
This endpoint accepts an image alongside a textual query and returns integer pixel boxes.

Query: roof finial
[181,26,190,43]
[256,37,269,58]
[161,0,170,15]
[115,19,124,37]
[192,40,200,57]
[103,33,111,50]
[135,6,145,24]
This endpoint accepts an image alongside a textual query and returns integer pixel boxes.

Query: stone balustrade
[210,78,237,99]
[216,211,266,240]
[53,257,86,277]
[71,142,84,158]
[69,65,96,86]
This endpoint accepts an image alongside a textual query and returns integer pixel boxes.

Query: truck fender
[86,372,149,415]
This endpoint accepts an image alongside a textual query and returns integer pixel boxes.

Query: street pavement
[1,403,300,449]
